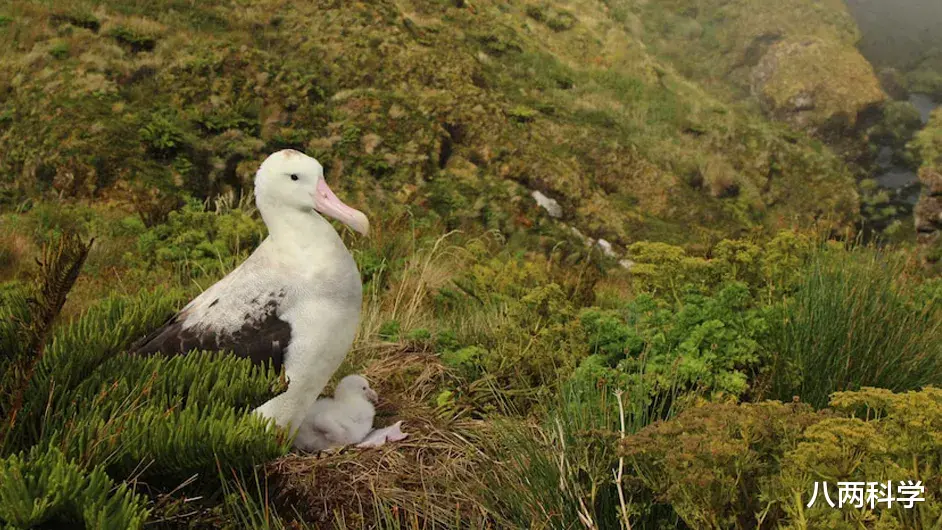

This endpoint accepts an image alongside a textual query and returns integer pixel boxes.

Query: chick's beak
[312,178,370,235]
[366,388,379,403]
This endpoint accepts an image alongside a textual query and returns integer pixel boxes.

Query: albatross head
[255,149,369,235]
[335,374,379,403]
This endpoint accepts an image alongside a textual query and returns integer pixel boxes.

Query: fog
[845,0,942,67]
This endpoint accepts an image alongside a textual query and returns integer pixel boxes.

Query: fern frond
[24,233,93,356]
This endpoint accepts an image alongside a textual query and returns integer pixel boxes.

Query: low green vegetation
[624,387,942,529]
[904,50,942,100]
[0,0,863,251]
[1,197,939,528]
[1,0,941,528]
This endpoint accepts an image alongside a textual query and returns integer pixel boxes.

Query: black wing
[130,262,292,372]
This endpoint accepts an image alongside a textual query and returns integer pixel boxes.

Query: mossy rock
[915,193,942,234]
[912,109,942,169]
[912,107,942,241]
[751,37,886,133]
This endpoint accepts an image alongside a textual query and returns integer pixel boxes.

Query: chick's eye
[289,174,299,181]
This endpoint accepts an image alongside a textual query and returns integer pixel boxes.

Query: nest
[265,350,492,528]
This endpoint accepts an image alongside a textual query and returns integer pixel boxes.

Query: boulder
[751,37,886,134]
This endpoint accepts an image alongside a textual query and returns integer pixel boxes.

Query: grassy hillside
[1,0,941,529]
[0,0,862,253]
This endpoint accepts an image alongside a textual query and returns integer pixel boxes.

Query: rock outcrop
[916,168,942,238]
[751,37,886,134]
[911,111,942,259]
[636,0,886,135]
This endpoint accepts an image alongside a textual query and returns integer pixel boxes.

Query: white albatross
[131,149,368,433]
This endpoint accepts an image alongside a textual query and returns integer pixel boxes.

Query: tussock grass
[768,248,942,407]
[473,378,685,530]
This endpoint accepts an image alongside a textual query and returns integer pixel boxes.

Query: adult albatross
[132,149,368,432]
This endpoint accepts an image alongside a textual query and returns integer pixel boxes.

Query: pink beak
[312,178,369,235]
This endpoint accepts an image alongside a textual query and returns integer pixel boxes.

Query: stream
[844,0,942,234]
[872,93,939,210]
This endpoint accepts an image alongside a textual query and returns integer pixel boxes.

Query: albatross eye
[289,174,299,181]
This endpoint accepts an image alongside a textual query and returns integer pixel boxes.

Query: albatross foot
[356,420,409,449]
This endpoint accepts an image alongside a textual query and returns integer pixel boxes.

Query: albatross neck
[258,201,345,253]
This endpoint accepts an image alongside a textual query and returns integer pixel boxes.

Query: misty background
[846,0,942,67]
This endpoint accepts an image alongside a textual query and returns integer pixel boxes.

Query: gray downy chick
[294,374,378,452]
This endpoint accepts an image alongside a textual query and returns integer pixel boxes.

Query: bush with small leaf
[622,387,942,529]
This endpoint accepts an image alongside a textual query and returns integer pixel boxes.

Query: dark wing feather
[130,260,292,371]
[131,306,291,372]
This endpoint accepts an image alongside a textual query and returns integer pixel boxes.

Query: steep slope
[0,0,859,251]
[632,0,886,135]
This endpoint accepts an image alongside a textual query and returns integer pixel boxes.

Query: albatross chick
[295,375,378,452]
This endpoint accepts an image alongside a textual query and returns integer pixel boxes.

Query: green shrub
[506,105,539,123]
[404,327,432,341]
[623,399,820,529]
[525,3,577,31]
[0,446,150,529]
[869,101,922,147]
[378,319,401,341]
[622,387,942,529]
[626,231,815,302]
[625,241,711,300]
[574,282,770,399]
[135,198,265,279]
[107,25,157,52]
[906,69,942,99]
[139,111,190,158]
[48,41,69,60]
[443,256,588,395]
[1,233,290,528]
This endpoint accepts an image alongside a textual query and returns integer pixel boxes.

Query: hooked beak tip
[311,179,370,236]
[353,215,370,236]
